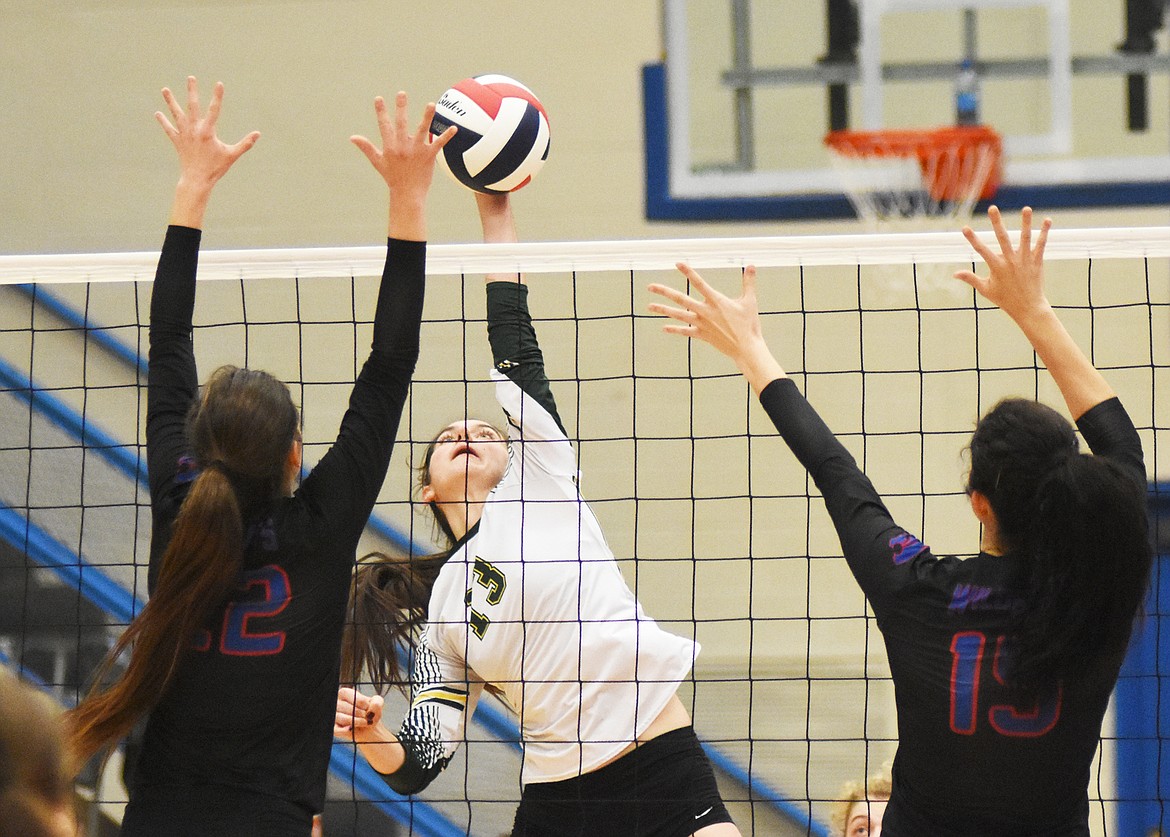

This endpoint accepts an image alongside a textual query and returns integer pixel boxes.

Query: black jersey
[760,378,1145,837]
[123,226,424,836]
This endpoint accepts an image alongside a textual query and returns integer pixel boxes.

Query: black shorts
[510,726,734,837]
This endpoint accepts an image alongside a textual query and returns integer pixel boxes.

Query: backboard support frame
[647,0,1170,222]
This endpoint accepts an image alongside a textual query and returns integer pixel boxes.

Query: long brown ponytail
[66,366,298,768]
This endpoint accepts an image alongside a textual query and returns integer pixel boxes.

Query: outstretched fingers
[349,133,379,165]
[1031,215,1052,262]
[350,97,390,165]
[739,264,758,305]
[204,80,226,132]
[647,280,698,311]
[958,223,997,268]
[355,92,455,167]
[420,102,457,151]
[416,101,436,141]
[384,92,421,150]
[154,109,178,140]
[649,263,783,390]
[367,94,390,146]
[391,91,410,144]
[647,262,724,314]
[1016,205,1033,254]
[988,204,1014,256]
[952,266,986,294]
[648,303,697,335]
[953,206,1011,292]
[954,204,1057,323]
[185,75,201,122]
[159,86,185,127]
[227,130,262,160]
[675,262,719,300]
[401,96,455,156]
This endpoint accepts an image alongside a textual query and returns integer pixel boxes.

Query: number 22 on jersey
[949,631,1062,737]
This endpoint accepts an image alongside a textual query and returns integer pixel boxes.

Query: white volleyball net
[1,225,1168,836]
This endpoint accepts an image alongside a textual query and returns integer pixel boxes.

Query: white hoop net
[825,127,1003,230]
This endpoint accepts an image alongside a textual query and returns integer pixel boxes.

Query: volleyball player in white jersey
[336,194,740,837]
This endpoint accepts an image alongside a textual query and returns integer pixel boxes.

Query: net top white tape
[2,226,1169,284]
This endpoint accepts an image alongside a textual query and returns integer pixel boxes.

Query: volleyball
[430,74,550,194]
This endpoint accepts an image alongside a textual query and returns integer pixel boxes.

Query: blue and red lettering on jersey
[949,631,985,735]
[174,455,200,485]
[191,627,212,652]
[949,631,1062,738]
[949,583,993,612]
[889,532,927,565]
[219,565,291,656]
[989,636,1062,737]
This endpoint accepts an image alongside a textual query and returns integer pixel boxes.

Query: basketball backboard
[645,0,1169,221]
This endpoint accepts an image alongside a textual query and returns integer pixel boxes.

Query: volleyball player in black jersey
[64,77,454,836]
[650,207,1152,836]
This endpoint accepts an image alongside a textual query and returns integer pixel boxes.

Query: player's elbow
[380,750,441,796]
[382,770,430,796]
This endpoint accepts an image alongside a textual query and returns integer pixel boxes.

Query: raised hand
[956,205,1112,419]
[156,77,260,190]
[155,76,260,228]
[649,264,786,394]
[954,205,1052,325]
[352,92,456,240]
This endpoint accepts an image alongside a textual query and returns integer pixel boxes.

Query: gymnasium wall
[3,0,1167,256]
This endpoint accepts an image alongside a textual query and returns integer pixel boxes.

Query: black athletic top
[123,225,424,837]
[760,377,1145,837]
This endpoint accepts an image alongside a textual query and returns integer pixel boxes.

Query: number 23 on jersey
[466,557,507,639]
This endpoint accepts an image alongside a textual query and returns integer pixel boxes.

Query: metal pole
[963,7,977,62]
[731,0,756,170]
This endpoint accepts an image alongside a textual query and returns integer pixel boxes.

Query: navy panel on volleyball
[429,74,551,194]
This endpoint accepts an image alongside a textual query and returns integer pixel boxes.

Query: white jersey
[398,370,698,785]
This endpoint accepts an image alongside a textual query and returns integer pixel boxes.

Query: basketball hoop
[824,125,1003,227]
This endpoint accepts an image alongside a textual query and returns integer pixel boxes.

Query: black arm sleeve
[759,377,919,609]
[1075,396,1146,487]
[379,740,445,796]
[146,225,201,502]
[372,238,426,356]
[294,238,425,541]
[145,226,203,590]
[485,280,566,435]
